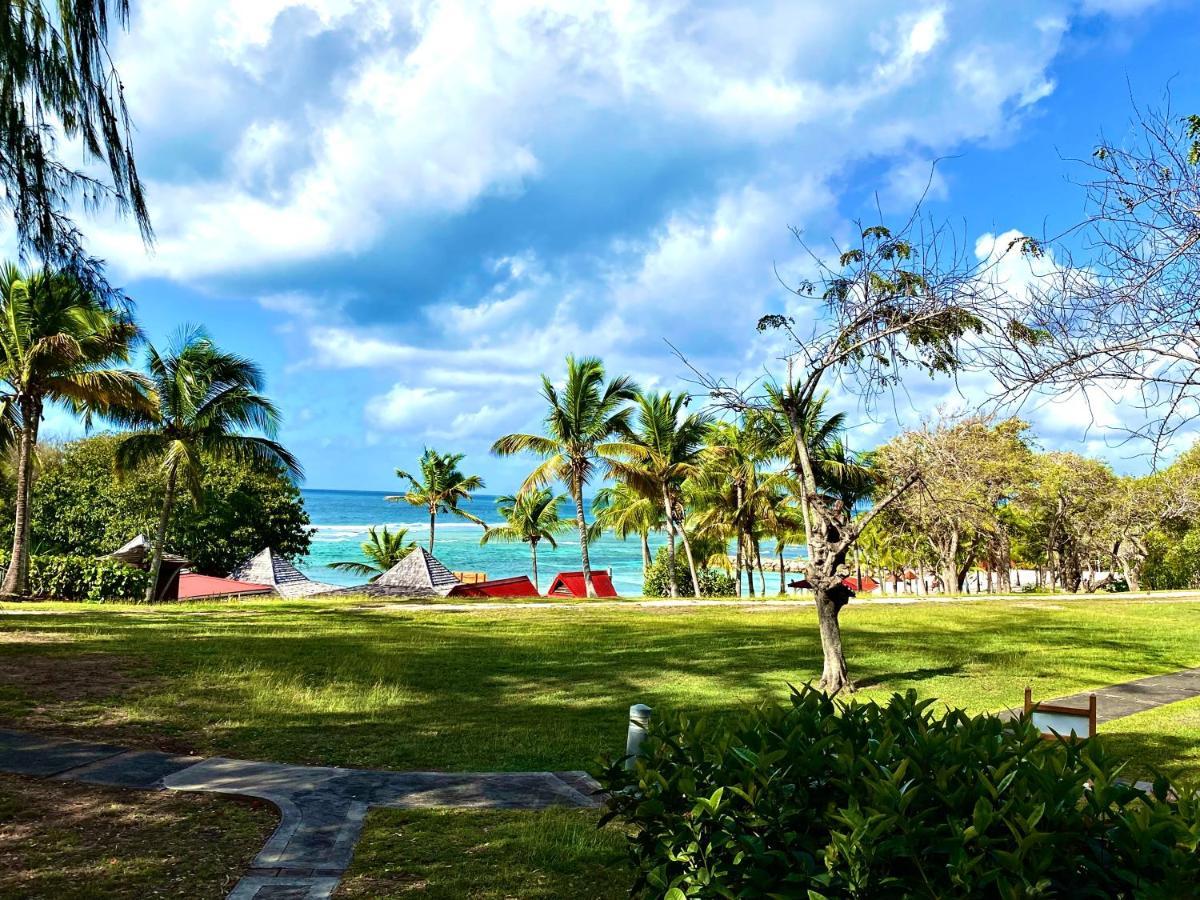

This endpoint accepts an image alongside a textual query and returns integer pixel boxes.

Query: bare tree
[687,211,1036,693]
[996,99,1200,455]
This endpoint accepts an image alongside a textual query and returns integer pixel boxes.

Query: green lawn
[338,808,629,899]
[0,772,274,899]
[2,595,1199,773]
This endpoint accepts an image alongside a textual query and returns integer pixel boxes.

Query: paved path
[0,728,599,899]
[3,667,1200,898]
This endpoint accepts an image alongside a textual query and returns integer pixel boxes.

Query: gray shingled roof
[106,534,189,567]
[231,548,338,599]
[334,547,461,598]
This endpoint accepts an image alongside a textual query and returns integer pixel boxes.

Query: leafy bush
[596,686,1200,898]
[27,555,149,602]
[643,547,736,597]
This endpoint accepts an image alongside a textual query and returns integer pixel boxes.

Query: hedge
[596,686,1200,898]
[27,555,150,602]
[643,546,737,597]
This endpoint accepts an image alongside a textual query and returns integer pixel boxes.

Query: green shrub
[643,547,736,597]
[596,686,1200,898]
[26,555,149,602]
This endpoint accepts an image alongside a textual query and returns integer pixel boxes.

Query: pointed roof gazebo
[342,547,461,598]
[231,548,338,599]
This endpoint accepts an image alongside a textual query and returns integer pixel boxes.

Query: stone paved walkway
[3,667,1200,898]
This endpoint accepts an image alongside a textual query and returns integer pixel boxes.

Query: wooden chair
[1024,687,1097,740]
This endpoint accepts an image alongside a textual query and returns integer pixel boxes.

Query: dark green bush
[596,686,1200,898]
[644,547,737,597]
[27,555,149,602]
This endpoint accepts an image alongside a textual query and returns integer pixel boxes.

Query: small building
[172,572,273,601]
[788,576,879,594]
[447,576,539,598]
[547,570,619,599]
[231,547,338,598]
[105,534,191,601]
[337,547,461,598]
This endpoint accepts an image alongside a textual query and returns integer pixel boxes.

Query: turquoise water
[298,489,667,595]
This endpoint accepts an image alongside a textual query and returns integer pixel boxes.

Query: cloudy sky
[47,0,1200,489]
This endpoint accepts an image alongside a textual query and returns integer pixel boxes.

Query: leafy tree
[329,526,416,581]
[607,391,710,598]
[480,489,570,592]
[115,327,301,602]
[27,434,311,575]
[1,0,152,281]
[493,356,638,598]
[0,264,149,596]
[388,448,485,553]
[592,481,663,583]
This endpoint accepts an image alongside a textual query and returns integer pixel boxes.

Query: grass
[0,772,275,899]
[1098,695,1200,783]
[2,594,1199,772]
[338,807,630,898]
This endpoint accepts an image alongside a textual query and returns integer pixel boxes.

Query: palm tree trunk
[755,542,766,595]
[640,530,651,586]
[145,461,179,604]
[531,539,539,593]
[734,533,742,597]
[778,546,786,596]
[745,532,755,597]
[663,520,678,598]
[573,475,596,598]
[2,397,41,597]
[428,507,436,553]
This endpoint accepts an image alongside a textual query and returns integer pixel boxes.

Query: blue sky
[25,0,1200,490]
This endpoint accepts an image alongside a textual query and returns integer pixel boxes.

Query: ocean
[298,488,669,595]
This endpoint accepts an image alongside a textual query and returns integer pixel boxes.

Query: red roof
[174,572,274,600]
[788,576,879,593]
[547,571,619,598]
[447,576,540,598]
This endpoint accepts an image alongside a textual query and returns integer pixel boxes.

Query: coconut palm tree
[0,264,150,596]
[329,526,416,581]
[480,489,570,592]
[388,449,485,553]
[492,356,638,598]
[593,482,663,584]
[606,391,710,598]
[114,326,301,603]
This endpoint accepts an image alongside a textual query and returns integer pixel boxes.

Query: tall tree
[695,217,1034,692]
[0,264,148,596]
[114,327,301,603]
[329,526,416,581]
[480,489,570,592]
[389,449,484,554]
[493,356,638,598]
[593,482,663,584]
[607,391,710,598]
[1,1,152,281]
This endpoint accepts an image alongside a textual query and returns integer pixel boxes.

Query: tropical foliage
[389,448,484,553]
[114,327,302,602]
[329,526,416,581]
[493,355,637,598]
[480,489,570,592]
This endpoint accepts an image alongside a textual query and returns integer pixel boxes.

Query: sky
[24,0,1200,490]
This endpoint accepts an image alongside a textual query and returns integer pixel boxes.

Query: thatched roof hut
[335,547,461,598]
[231,548,338,599]
[106,534,189,568]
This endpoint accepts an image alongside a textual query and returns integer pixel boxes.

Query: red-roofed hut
[170,573,274,601]
[547,570,619,598]
[447,576,539,598]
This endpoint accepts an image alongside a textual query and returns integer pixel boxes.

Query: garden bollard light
[625,703,652,769]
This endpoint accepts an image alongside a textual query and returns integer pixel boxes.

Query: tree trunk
[1,397,41,597]
[661,486,679,598]
[814,582,851,693]
[755,542,766,596]
[531,539,539,593]
[745,532,755,598]
[778,547,786,596]
[573,478,597,598]
[639,531,651,587]
[145,461,179,604]
[428,507,436,553]
[664,484,701,598]
[734,533,743,597]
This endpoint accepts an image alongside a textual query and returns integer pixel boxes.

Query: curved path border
[3,667,1199,898]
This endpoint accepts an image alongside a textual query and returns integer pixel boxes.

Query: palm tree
[593,482,663,584]
[329,526,416,581]
[388,449,485,553]
[480,490,570,592]
[492,356,638,598]
[607,391,710,598]
[0,264,150,596]
[114,326,301,603]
